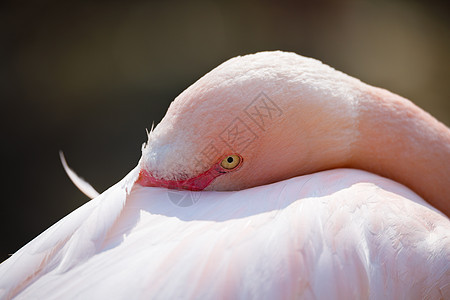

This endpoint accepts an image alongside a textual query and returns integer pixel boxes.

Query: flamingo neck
[352,86,450,217]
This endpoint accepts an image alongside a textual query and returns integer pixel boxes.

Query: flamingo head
[137,51,361,191]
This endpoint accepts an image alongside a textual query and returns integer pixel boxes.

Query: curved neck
[352,86,450,217]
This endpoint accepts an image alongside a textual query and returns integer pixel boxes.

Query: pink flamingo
[1,51,449,299]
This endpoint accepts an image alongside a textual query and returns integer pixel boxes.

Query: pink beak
[136,163,227,191]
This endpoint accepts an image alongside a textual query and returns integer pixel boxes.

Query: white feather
[59,151,100,199]
[1,169,448,299]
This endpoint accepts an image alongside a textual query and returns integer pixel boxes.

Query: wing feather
[0,166,139,299]
[1,169,449,299]
[59,151,100,199]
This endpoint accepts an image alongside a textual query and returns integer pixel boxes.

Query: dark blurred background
[1,0,449,261]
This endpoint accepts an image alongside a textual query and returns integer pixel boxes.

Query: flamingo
[0,51,449,299]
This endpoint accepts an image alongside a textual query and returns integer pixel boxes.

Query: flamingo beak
[136,163,227,191]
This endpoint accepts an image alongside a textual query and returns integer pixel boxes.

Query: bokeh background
[2,0,449,262]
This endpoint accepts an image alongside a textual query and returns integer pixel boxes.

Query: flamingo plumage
[1,51,449,299]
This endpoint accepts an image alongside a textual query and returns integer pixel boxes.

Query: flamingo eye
[220,154,242,170]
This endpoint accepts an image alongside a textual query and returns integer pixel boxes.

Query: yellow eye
[220,154,242,170]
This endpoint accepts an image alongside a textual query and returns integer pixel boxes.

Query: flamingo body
[2,51,450,299]
[1,169,449,299]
